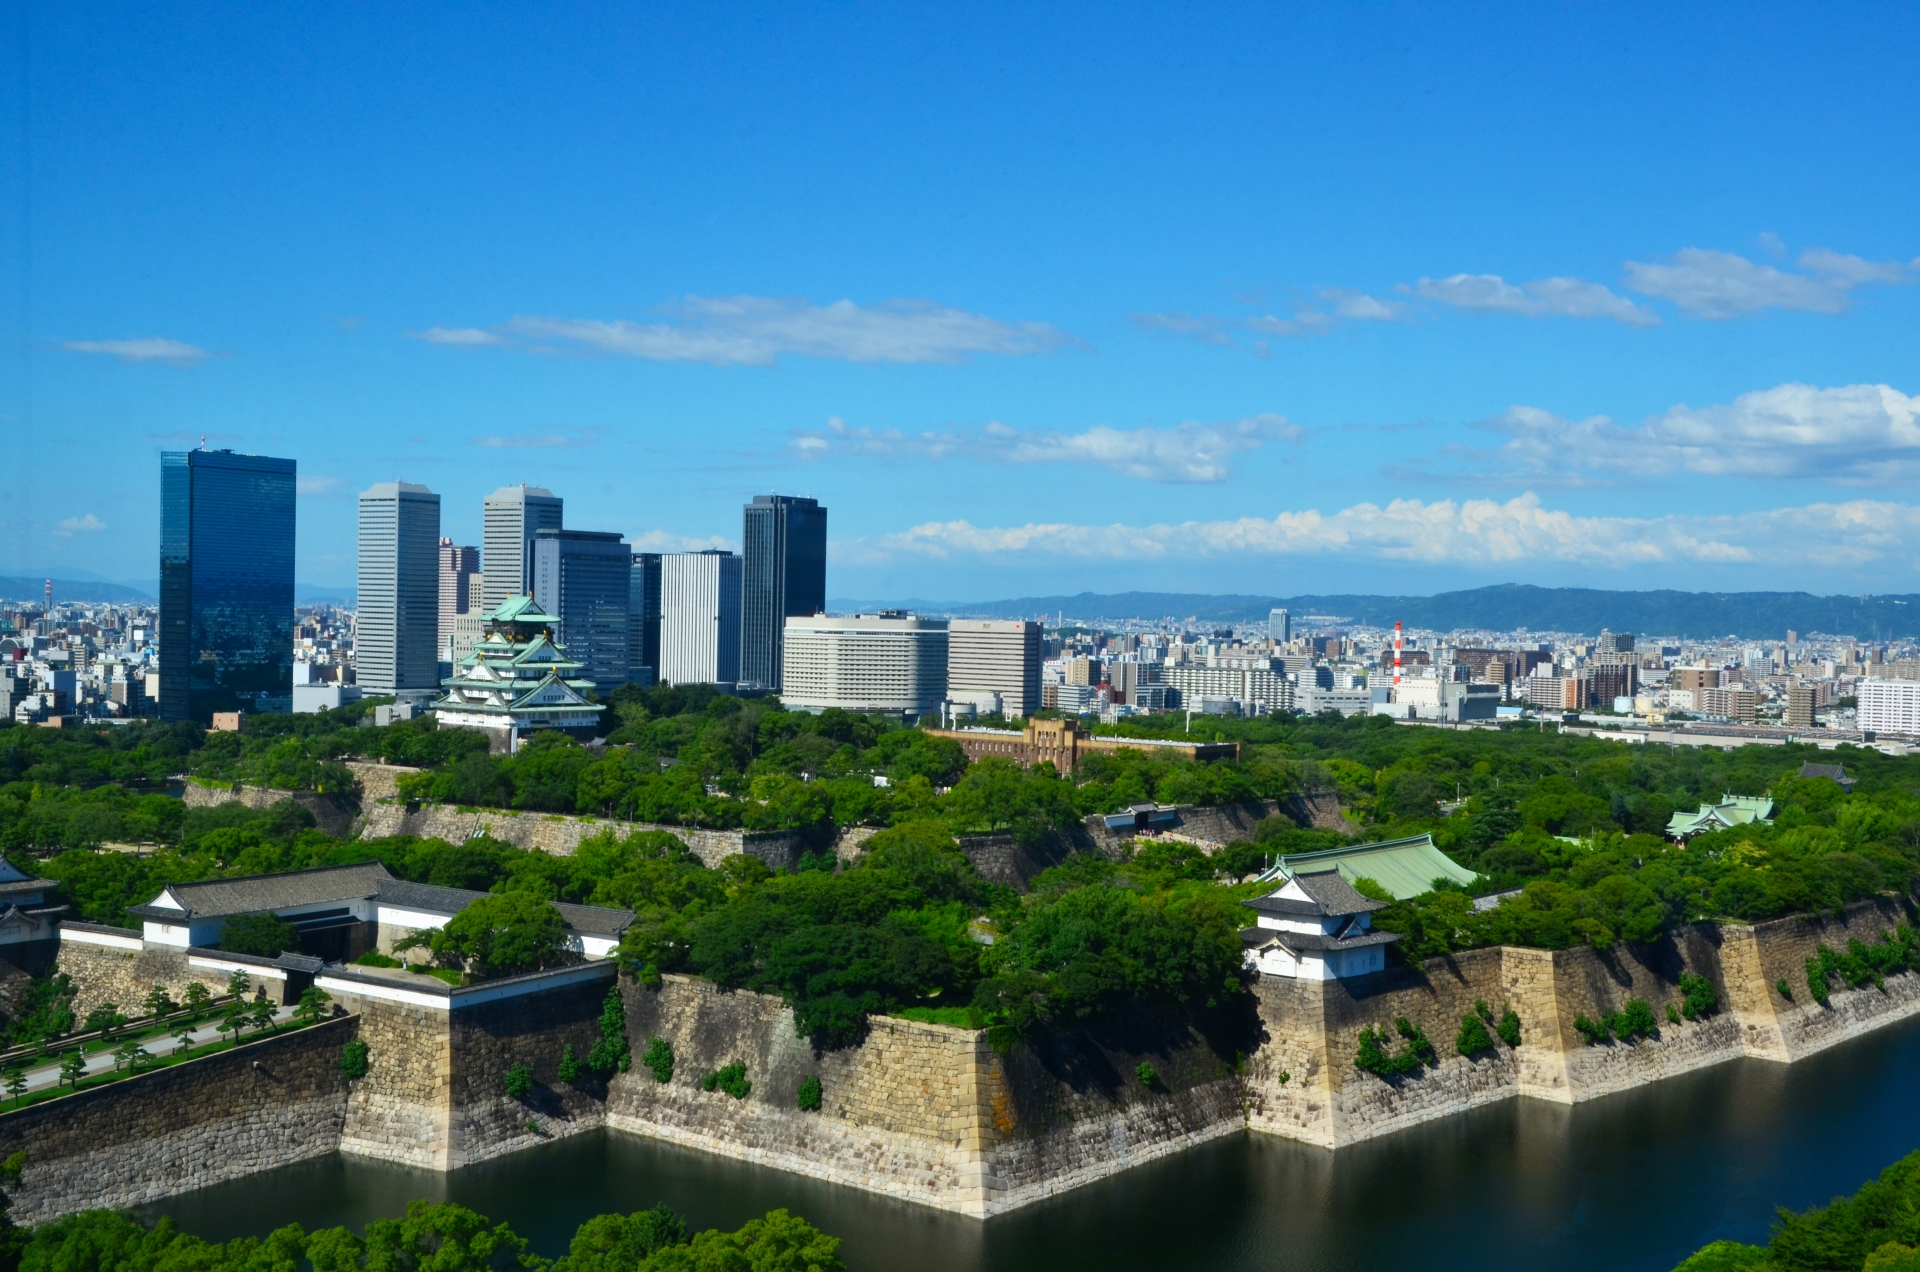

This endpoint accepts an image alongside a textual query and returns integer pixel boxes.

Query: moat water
[142,1013,1920,1272]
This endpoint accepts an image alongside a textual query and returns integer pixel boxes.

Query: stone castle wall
[603,975,1243,1217]
[54,933,278,1019]
[181,780,359,836]
[354,802,804,872]
[0,1016,357,1224]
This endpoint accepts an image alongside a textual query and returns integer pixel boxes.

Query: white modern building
[782,612,949,719]
[659,550,742,689]
[947,619,1042,717]
[1240,869,1398,980]
[480,485,563,614]
[1164,664,1294,713]
[1860,678,1920,736]
[356,482,442,694]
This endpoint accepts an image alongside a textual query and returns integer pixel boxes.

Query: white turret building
[1240,868,1400,980]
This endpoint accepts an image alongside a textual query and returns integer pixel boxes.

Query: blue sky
[5,3,1919,602]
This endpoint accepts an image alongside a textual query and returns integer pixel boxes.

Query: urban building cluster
[10,445,1920,748]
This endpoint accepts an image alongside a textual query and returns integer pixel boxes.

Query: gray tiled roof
[369,878,629,935]
[140,862,396,920]
[1242,868,1386,919]
[1241,925,1400,952]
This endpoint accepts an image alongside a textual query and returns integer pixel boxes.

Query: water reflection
[145,1012,1920,1272]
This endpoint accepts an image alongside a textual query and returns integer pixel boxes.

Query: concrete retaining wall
[0,1016,357,1224]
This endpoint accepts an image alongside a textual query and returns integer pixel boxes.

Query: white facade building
[1164,664,1294,713]
[659,550,742,689]
[1860,677,1920,736]
[1240,869,1398,980]
[356,482,441,694]
[947,619,1043,717]
[782,612,949,719]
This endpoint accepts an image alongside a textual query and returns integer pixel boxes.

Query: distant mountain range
[0,577,353,606]
[829,584,1920,640]
[0,576,156,603]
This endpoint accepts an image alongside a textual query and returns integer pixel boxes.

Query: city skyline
[6,7,1919,602]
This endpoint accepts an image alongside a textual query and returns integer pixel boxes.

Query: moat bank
[140,1008,1920,1272]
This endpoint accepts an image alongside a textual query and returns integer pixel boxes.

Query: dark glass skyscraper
[629,552,662,686]
[531,527,630,688]
[741,494,826,692]
[159,449,297,722]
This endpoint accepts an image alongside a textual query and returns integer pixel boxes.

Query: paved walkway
[10,1005,297,1096]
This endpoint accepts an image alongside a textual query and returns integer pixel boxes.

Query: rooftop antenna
[198,434,207,450]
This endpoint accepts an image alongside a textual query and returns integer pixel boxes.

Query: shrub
[796,1074,822,1111]
[340,1039,370,1079]
[354,951,404,968]
[1135,1062,1159,1088]
[142,985,178,1018]
[558,1043,582,1084]
[1455,1011,1495,1057]
[1355,1017,1434,1077]
[1667,1003,1682,1025]
[1776,977,1793,1001]
[220,912,299,958]
[1496,1009,1522,1048]
[701,1062,751,1099]
[1678,972,1719,1021]
[399,893,564,977]
[588,986,631,1074]
[183,982,213,1019]
[641,1037,674,1084]
[1474,999,1493,1023]
[1573,1014,1610,1046]
[1806,928,1920,1006]
[82,1004,126,1038]
[504,1061,535,1099]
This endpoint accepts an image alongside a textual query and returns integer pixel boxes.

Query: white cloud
[411,326,502,346]
[61,338,209,364]
[296,476,344,497]
[630,529,735,552]
[1246,310,1337,338]
[1472,383,1920,484]
[1320,288,1404,321]
[1128,312,1236,347]
[53,514,105,537]
[496,296,1071,367]
[1412,274,1660,327]
[838,492,1920,572]
[1622,247,1911,317]
[789,413,1300,483]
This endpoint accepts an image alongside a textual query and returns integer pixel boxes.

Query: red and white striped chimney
[1393,621,1403,690]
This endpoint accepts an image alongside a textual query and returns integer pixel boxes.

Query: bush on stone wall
[504,1062,534,1099]
[588,987,631,1074]
[339,1040,369,1079]
[1806,926,1920,1006]
[1678,972,1719,1021]
[1455,1012,1495,1057]
[1574,998,1658,1046]
[796,1074,822,1111]
[701,1062,750,1099]
[1496,1008,1522,1047]
[1354,1017,1434,1077]
[640,1038,673,1084]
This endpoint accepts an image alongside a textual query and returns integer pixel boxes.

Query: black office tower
[159,448,298,722]
[741,494,826,692]
[630,552,662,685]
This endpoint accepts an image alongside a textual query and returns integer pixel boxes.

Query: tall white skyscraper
[1268,608,1291,644]
[357,482,442,693]
[481,485,563,613]
[659,550,741,689]
[947,619,1042,717]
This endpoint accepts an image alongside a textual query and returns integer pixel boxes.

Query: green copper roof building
[431,594,603,749]
[1254,832,1478,901]
[1666,794,1775,841]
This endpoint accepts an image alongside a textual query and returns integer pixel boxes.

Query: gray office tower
[629,553,663,686]
[481,485,563,613]
[531,528,630,687]
[357,483,442,694]
[159,448,297,722]
[741,494,826,692]
[1269,608,1291,644]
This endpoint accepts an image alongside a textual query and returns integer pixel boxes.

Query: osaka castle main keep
[431,594,604,750]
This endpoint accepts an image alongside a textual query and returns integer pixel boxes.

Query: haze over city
[5,6,1919,601]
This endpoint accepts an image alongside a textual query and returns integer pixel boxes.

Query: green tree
[248,998,278,1034]
[700,1062,750,1099]
[339,1039,370,1079]
[1455,1012,1495,1057]
[82,1004,125,1039]
[183,982,213,1020]
[226,969,253,999]
[111,1038,142,1072]
[796,1074,822,1111]
[398,893,564,977]
[561,1205,689,1272]
[557,1043,582,1084]
[221,911,300,958]
[293,986,332,1027]
[173,1025,195,1056]
[504,1062,534,1099]
[141,985,178,1019]
[57,1049,84,1089]
[3,1067,24,1107]
[635,1208,842,1272]
[640,1037,674,1084]
[219,999,250,1044]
